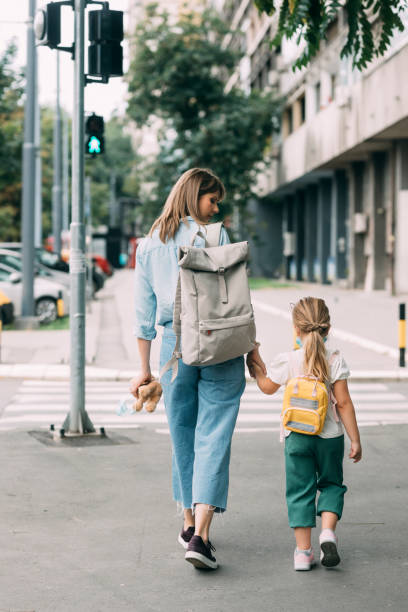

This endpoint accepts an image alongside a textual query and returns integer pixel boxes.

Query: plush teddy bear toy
[134,379,162,413]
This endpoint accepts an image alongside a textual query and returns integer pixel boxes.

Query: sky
[0,1,129,118]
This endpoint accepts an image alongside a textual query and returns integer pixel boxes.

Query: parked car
[0,243,105,293]
[0,243,69,272]
[0,264,69,324]
[0,288,14,325]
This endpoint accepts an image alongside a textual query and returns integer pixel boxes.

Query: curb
[1,364,408,383]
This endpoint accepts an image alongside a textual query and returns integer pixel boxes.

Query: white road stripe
[4,401,408,414]
[19,380,391,393]
[1,380,407,433]
[1,411,408,427]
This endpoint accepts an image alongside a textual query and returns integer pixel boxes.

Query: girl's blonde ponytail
[292,297,331,381]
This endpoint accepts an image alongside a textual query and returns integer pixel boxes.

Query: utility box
[283,232,296,257]
[354,212,368,234]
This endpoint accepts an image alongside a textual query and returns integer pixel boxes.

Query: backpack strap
[159,274,182,383]
[205,222,223,247]
[328,350,340,422]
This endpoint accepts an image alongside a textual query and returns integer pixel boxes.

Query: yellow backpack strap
[327,350,340,422]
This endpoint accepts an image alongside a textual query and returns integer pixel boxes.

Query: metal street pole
[52,51,62,256]
[62,110,70,232]
[62,0,95,434]
[34,55,42,249]
[21,0,37,320]
[85,175,93,309]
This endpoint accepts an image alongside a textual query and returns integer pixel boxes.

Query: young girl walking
[248,297,362,571]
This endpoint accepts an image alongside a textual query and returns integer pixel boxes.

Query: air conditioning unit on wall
[354,212,368,234]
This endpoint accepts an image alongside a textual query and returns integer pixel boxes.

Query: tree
[127,4,281,234]
[254,0,405,70]
[39,106,57,239]
[0,43,24,241]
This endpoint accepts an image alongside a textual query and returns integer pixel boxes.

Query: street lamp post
[21,0,37,322]
[34,56,42,249]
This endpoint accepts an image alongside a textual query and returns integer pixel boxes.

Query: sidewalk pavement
[1,270,408,382]
[0,422,406,611]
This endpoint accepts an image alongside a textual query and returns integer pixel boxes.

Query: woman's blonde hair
[149,168,226,243]
[292,297,331,381]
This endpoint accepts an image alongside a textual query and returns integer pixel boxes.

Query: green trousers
[284,432,347,528]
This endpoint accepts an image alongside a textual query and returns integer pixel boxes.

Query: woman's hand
[129,371,154,398]
[247,346,267,378]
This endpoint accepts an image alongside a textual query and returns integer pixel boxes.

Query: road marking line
[2,412,408,426]
[252,298,399,359]
[5,400,408,414]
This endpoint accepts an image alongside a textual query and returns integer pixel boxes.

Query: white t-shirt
[268,348,350,439]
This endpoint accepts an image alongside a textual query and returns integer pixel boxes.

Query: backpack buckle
[218,267,225,275]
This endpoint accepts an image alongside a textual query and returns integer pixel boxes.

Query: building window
[300,94,306,122]
[315,82,321,113]
[282,107,293,138]
[330,74,337,102]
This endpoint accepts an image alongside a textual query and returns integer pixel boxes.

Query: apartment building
[211,0,408,293]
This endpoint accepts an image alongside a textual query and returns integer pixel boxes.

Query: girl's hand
[129,372,153,398]
[349,441,362,463]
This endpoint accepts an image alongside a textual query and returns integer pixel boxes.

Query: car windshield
[0,253,22,271]
[0,268,11,281]
[37,249,59,266]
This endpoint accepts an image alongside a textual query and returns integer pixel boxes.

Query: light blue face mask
[296,336,327,348]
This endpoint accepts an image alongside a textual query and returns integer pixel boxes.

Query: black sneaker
[178,525,195,550]
[185,535,218,570]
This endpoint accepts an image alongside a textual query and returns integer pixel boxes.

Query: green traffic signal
[87,135,102,155]
[85,113,105,155]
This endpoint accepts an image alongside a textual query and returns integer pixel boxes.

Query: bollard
[399,303,406,367]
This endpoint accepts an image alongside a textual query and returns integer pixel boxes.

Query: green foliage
[127,5,281,234]
[248,277,298,289]
[0,43,24,241]
[254,0,405,70]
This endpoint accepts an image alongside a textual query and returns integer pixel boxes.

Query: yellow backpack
[282,375,329,436]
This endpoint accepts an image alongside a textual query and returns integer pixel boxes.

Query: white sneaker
[319,529,340,567]
[294,547,316,571]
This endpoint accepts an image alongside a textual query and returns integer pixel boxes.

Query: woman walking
[130,168,262,570]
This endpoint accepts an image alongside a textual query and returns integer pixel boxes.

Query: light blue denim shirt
[134,217,230,340]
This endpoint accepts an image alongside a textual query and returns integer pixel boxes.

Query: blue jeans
[160,327,246,512]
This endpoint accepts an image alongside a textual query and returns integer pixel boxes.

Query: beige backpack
[160,222,257,381]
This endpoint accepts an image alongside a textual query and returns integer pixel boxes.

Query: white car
[0,264,70,324]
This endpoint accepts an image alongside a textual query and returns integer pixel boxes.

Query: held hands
[129,371,154,399]
[349,440,362,463]
[246,345,267,379]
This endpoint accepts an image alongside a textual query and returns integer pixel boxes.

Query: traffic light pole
[62,0,95,434]
[21,0,37,321]
[52,51,63,256]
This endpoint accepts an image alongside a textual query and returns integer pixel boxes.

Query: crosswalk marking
[0,380,407,433]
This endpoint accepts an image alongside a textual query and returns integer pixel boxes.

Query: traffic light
[85,114,104,156]
[88,9,123,78]
[34,2,61,48]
